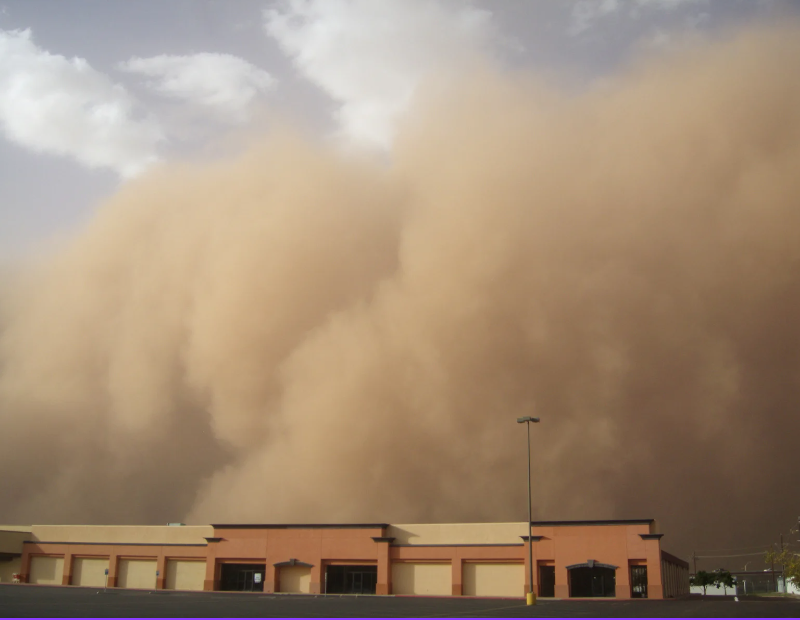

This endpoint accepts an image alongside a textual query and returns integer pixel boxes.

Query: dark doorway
[220,563,266,592]
[325,565,377,594]
[630,565,648,598]
[568,566,616,598]
[539,565,555,597]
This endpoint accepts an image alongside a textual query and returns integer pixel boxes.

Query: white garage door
[165,560,205,591]
[30,556,64,585]
[72,557,109,587]
[117,559,157,590]
[463,563,524,598]
[279,566,311,593]
[392,563,451,596]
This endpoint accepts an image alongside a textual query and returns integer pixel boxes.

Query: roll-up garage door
[72,557,109,587]
[165,560,205,591]
[117,559,157,589]
[30,556,64,585]
[279,566,311,593]
[391,563,451,596]
[463,563,524,598]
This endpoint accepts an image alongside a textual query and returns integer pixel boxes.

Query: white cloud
[571,0,707,35]
[635,0,705,9]
[118,53,275,124]
[686,11,710,29]
[264,0,494,150]
[0,29,162,177]
[646,28,673,48]
[570,0,620,36]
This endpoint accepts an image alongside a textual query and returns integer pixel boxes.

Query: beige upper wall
[27,525,214,545]
[388,523,528,546]
[0,530,31,554]
[8,523,528,547]
[5,522,661,547]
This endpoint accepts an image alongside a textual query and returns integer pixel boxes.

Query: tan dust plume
[1,24,799,559]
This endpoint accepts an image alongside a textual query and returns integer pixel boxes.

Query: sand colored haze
[1,24,799,559]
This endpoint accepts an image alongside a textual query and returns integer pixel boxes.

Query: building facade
[0,519,689,599]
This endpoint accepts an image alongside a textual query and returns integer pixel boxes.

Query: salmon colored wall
[643,539,663,599]
[391,546,524,562]
[375,540,391,595]
[209,527,386,594]
[13,523,682,600]
[388,523,527,546]
[529,523,663,599]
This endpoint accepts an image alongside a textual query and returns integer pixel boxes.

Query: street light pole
[517,415,540,606]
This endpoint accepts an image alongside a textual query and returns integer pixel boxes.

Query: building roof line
[392,543,525,548]
[211,523,390,530]
[530,519,655,526]
[23,541,207,547]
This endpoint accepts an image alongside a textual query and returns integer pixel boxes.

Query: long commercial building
[0,519,689,599]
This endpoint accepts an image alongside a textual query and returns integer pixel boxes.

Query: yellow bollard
[526,592,536,606]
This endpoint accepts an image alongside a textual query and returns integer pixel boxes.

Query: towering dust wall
[1,25,799,557]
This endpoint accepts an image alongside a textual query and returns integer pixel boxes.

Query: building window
[631,565,648,598]
[568,565,616,597]
[325,565,377,594]
[539,564,555,597]
[220,564,266,592]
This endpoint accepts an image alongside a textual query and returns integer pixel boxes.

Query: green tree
[765,549,800,591]
[713,569,737,594]
[690,570,716,595]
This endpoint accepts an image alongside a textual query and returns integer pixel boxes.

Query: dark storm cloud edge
[1,23,798,561]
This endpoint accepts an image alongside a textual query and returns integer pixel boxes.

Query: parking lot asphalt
[2,585,799,618]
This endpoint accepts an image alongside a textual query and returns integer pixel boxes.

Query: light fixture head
[516,416,540,424]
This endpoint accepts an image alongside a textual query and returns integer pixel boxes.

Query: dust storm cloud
[1,24,799,557]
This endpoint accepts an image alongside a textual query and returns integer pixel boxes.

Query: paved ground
[2,585,799,618]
